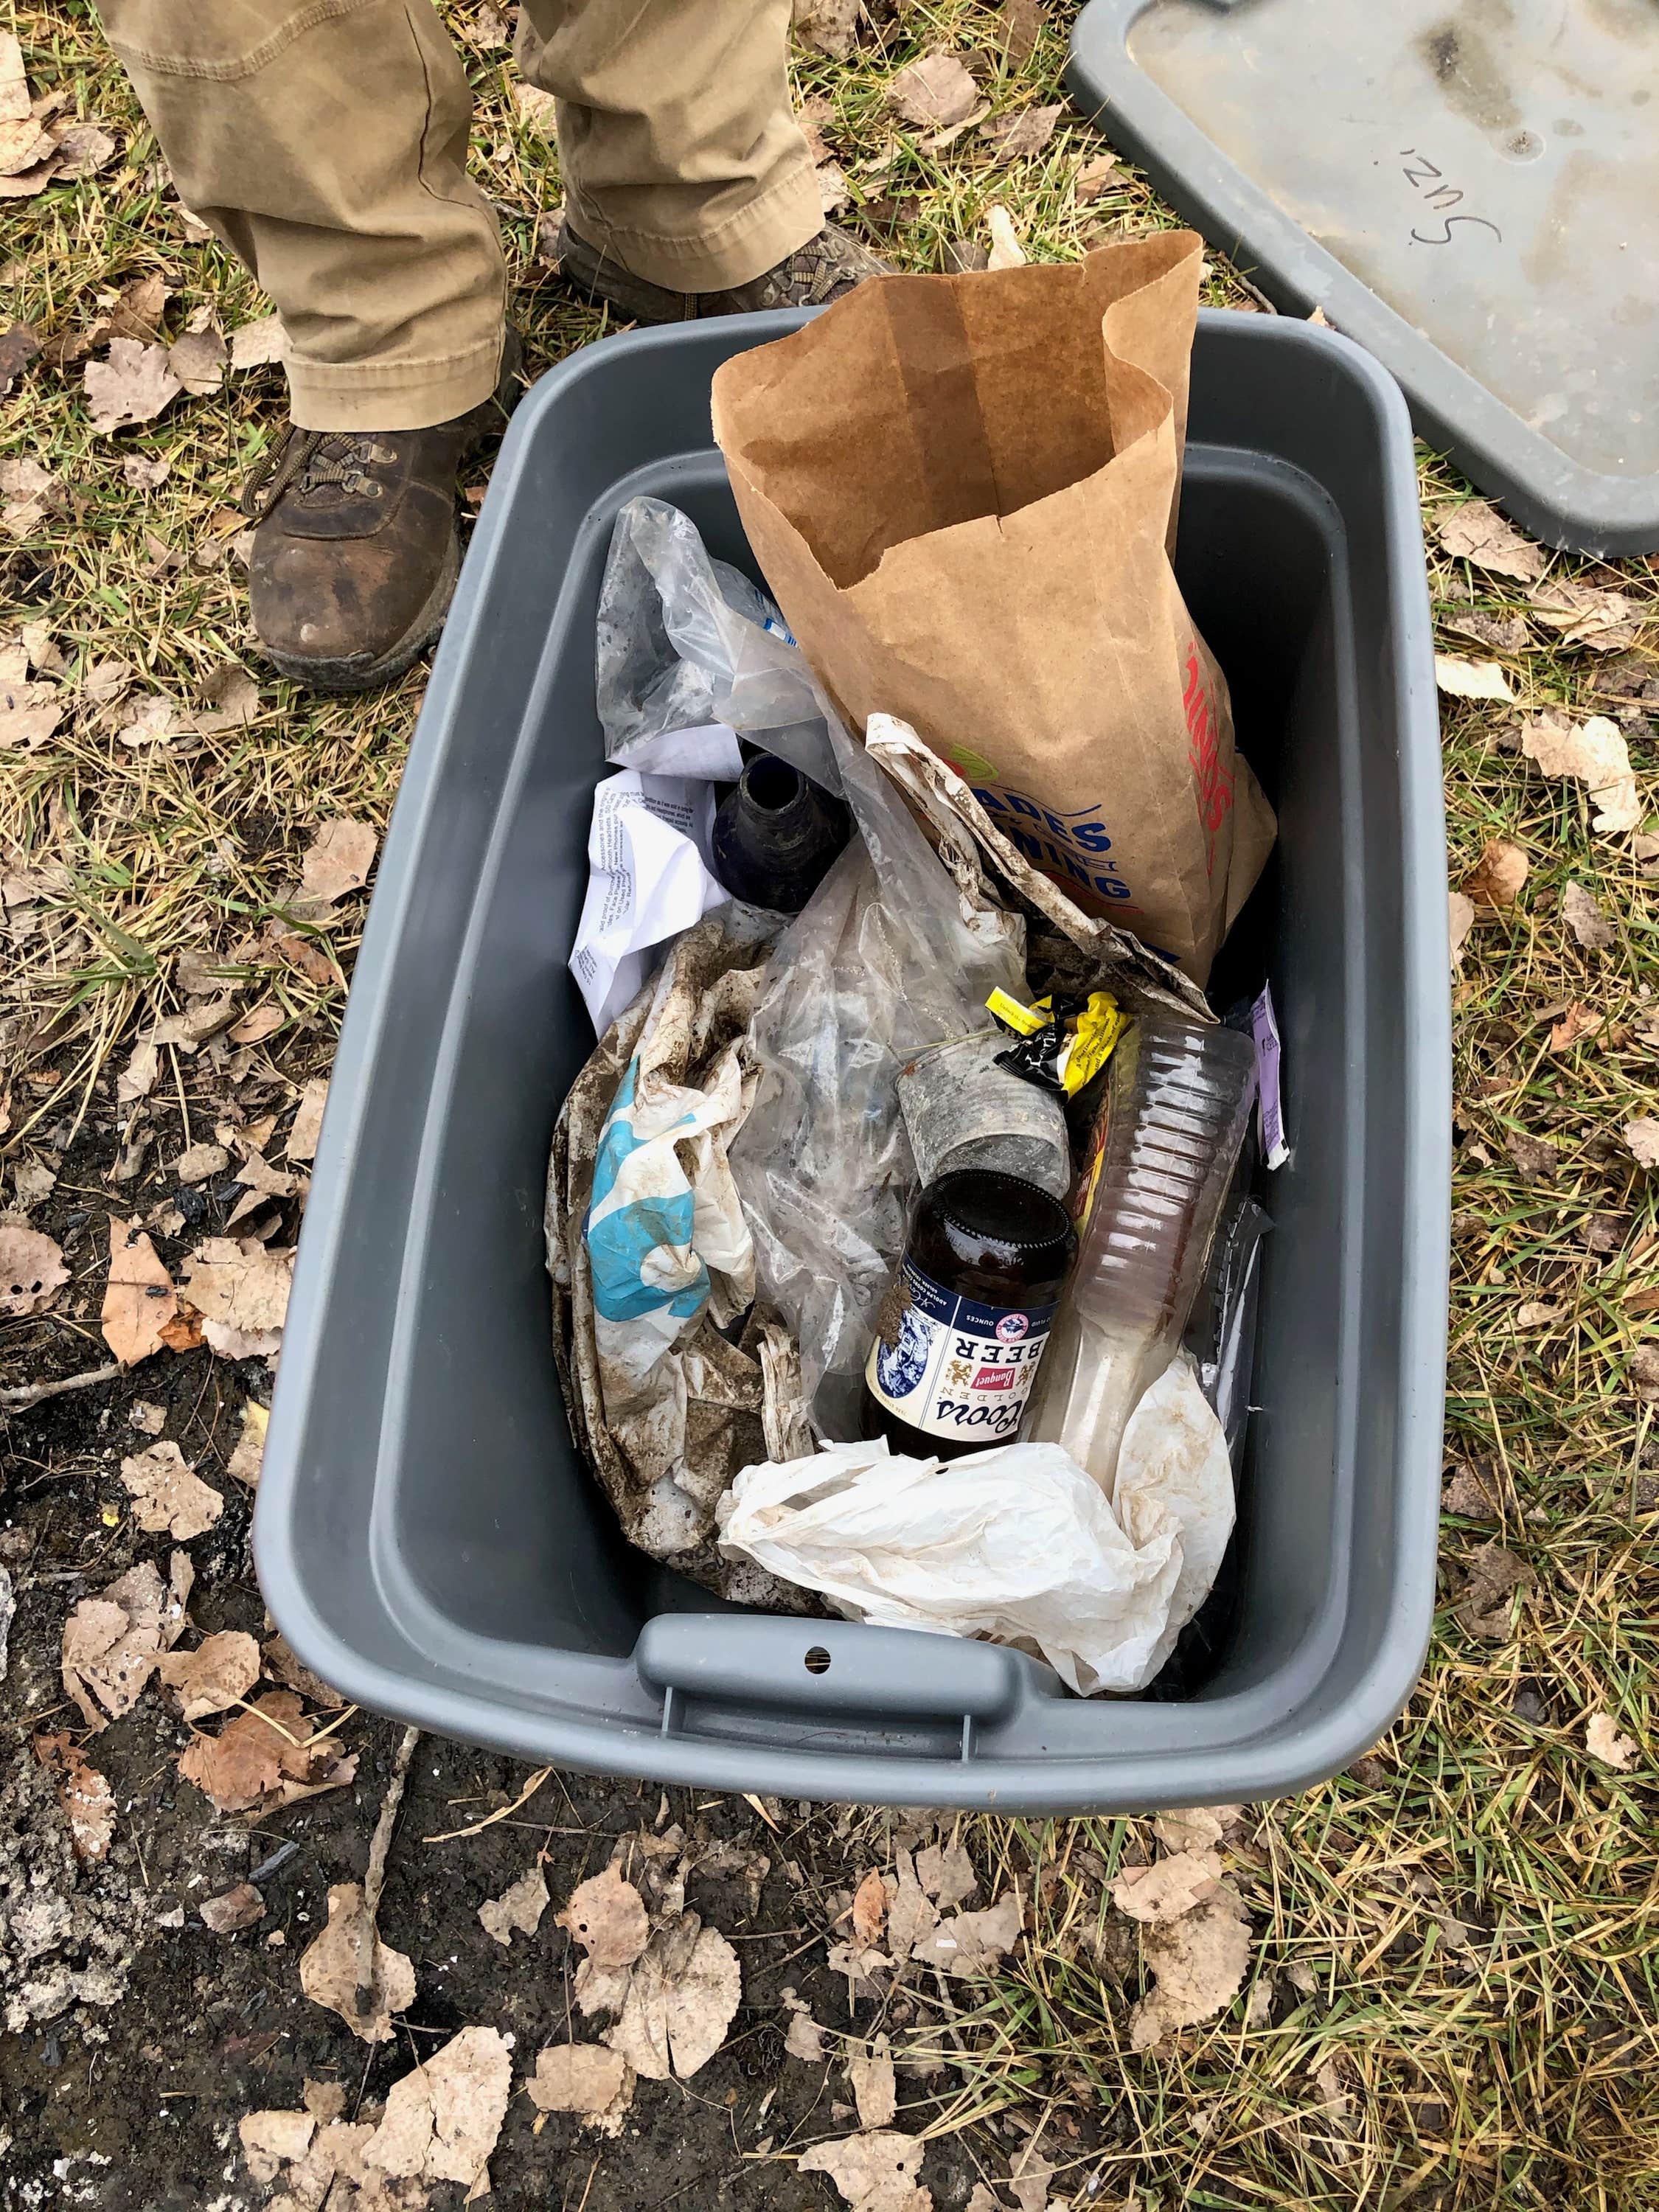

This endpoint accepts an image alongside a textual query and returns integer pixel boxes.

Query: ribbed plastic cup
[1028,1011,1256,1494]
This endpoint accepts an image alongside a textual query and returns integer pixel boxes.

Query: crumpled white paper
[715,1354,1233,1694]
[570,770,729,1035]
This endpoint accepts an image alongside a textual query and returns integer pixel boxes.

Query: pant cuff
[563,159,824,293]
[285,330,506,432]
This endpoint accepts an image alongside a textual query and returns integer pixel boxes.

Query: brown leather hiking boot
[555,220,888,324]
[241,333,524,694]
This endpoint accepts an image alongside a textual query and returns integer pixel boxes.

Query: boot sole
[261,331,525,696]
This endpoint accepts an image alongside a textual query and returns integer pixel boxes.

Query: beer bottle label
[863,1259,1056,1447]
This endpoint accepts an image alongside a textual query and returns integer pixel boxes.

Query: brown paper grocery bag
[710,232,1275,982]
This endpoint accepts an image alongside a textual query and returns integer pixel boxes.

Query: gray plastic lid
[1068,0,1659,553]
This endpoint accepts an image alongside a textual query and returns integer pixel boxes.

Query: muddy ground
[0,1100,1073,2212]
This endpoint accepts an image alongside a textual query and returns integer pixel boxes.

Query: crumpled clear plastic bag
[728,714,1033,1439]
[596,495,837,786]
[716,1352,1234,1694]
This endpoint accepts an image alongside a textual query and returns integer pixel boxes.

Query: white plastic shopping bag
[716,1354,1233,1694]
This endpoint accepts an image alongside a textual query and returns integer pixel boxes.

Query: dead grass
[3,1,1657,2206]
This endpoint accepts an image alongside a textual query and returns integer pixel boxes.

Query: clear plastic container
[1028,1010,1257,1494]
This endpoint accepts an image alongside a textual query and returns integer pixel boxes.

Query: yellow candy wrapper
[987,989,1130,1097]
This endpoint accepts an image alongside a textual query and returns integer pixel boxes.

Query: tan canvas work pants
[97,0,821,430]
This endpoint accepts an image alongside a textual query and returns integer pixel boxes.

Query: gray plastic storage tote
[254,307,1450,1815]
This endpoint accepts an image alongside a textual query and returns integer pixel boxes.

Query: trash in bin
[545,245,1295,1692]
[257,293,1444,1806]
[547,496,1275,1681]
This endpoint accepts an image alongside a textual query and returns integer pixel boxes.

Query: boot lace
[240,428,392,520]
